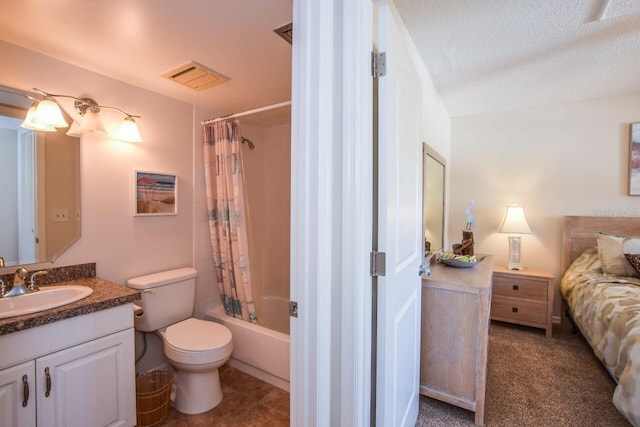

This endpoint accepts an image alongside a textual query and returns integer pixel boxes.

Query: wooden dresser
[491,266,554,337]
[420,255,493,426]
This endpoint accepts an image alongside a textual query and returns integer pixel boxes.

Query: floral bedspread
[561,247,640,427]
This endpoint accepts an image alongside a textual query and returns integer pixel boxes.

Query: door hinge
[371,51,386,78]
[289,300,298,318]
[370,251,386,277]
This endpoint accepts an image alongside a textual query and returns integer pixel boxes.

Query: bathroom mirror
[423,143,445,256]
[0,86,81,268]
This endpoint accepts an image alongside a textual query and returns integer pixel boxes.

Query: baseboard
[227,358,290,392]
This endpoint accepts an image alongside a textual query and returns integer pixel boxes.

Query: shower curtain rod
[202,100,291,125]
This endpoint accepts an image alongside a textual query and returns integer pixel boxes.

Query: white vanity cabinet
[36,328,134,427]
[0,361,36,427]
[0,304,136,427]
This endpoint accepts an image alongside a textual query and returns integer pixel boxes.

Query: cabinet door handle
[512,284,519,291]
[45,367,51,397]
[22,375,29,407]
[512,307,518,313]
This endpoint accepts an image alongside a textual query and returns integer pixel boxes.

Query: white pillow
[623,237,640,254]
[596,232,640,278]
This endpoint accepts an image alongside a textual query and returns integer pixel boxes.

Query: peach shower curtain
[203,120,257,323]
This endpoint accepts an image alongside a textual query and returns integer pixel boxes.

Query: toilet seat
[164,318,233,365]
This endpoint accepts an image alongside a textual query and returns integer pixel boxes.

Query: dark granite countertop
[0,274,140,336]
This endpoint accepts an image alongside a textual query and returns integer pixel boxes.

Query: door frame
[290,0,374,425]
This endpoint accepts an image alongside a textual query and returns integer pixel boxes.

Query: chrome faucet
[2,267,30,297]
[1,267,48,298]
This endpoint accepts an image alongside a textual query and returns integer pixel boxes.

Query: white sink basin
[0,285,93,319]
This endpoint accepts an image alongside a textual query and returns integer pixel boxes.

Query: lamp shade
[66,121,82,138]
[35,98,68,128]
[20,103,57,132]
[115,117,142,142]
[499,205,532,234]
[78,110,107,134]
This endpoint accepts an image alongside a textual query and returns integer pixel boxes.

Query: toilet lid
[165,318,232,351]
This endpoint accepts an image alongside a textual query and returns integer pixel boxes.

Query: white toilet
[127,267,233,414]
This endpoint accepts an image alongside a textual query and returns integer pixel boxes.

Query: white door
[0,361,36,427]
[374,2,424,426]
[36,329,136,427]
[17,128,36,264]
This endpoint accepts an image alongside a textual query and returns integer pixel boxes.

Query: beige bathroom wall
[242,123,292,316]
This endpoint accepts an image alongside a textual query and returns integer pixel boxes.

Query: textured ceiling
[0,1,638,121]
[394,0,640,116]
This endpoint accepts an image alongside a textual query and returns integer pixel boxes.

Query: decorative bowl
[437,255,484,268]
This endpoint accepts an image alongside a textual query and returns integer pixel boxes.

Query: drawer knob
[512,307,518,313]
[512,284,519,291]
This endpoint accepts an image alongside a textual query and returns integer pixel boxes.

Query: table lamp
[499,204,532,270]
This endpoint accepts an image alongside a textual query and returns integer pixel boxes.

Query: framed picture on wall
[631,123,640,196]
[134,170,178,216]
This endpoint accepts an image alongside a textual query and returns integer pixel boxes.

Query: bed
[561,216,640,427]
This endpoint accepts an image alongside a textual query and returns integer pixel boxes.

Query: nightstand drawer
[491,296,546,325]
[492,275,548,301]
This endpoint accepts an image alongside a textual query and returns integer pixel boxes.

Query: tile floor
[162,364,289,426]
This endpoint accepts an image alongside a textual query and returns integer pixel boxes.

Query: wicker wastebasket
[135,370,174,427]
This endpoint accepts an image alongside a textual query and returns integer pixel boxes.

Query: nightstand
[491,266,554,337]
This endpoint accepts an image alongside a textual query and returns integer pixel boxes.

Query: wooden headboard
[562,216,640,274]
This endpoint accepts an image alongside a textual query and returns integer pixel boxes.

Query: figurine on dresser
[453,200,475,255]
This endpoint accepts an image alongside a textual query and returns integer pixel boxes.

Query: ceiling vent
[274,23,293,45]
[162,61,229,91]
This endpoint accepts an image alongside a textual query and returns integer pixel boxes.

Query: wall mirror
[423,143,445,256]
[0,86,81,268]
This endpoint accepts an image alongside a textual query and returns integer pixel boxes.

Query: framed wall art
[134,170,177,216]
[630,123,640,196]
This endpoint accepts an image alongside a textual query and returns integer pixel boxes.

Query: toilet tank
[127,267,198,332]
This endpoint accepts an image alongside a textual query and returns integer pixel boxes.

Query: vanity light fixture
[20,88,142,142]
[498,204,533,270]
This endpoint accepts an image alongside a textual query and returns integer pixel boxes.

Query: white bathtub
[205,305,290,391]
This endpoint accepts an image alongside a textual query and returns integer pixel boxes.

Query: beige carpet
[416,320,631,426]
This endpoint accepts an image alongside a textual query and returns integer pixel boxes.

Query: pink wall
[0,40,194,286]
